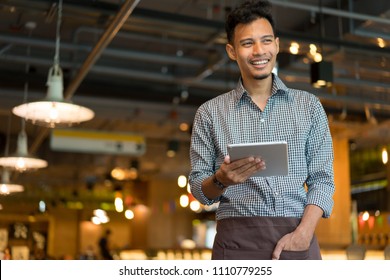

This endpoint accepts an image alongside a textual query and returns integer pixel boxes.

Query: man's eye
[242,42,253,47]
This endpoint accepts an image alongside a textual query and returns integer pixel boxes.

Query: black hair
[225,0,275,43]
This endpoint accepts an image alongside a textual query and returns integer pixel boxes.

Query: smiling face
[226,17,279,83]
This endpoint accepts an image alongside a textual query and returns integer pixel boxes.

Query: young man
[189,0,335,260]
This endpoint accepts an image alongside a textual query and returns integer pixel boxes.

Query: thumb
[272,243,284,260]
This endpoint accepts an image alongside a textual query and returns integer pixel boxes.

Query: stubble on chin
[253,73,271,80]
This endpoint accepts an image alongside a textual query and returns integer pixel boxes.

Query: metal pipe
[270,0,390,25]
[0,34,203,66]
[64,0,141,99]
[348,0,355,34]
[1,53,389,92]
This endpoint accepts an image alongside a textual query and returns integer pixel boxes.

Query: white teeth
[252,60,268,65]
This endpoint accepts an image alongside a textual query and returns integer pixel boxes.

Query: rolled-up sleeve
[305,100,335,218]
[188,104,220,205]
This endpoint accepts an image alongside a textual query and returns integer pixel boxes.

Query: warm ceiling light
[309,44,317,55]
[0,130,48,171]
[115,197,124,213]
[377,38,386,48]
[189,200,201,212]
[382,147,388,165]
[0,169,24,195]
[177,175,187,188]
[92,208,110,224]
[313,52,322,62]
[289,42,299,55]
[12,0,94,128]
[180,194,189,208]
[111,167,126,181]
[179,122,190,132]
[1,23,48,171]
[125,209,134,220]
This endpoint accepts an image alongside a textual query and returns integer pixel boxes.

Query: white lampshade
[0,130,48,172]
[12,66,95,128]
[0,169,24,195]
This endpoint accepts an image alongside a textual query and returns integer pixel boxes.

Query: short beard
[253,73,271,80]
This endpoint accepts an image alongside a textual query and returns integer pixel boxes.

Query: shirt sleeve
[188,104,221,206]
[305,99,335,218]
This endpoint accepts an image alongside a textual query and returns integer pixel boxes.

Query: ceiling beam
[270,0,390,25]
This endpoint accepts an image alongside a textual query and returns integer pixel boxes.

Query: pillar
[316,135,351,248]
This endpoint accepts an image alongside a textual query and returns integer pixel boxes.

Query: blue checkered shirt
[189,74,335,220]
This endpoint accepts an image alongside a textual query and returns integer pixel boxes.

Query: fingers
[272,232,310,260]
[219,156,265,185]
[232,157,265,176]
[272,242,283,260]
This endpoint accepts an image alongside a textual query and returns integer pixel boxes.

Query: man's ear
[225,44,236,61]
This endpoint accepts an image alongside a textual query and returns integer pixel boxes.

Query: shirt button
[260,119,265,123]
[275,192,278,196]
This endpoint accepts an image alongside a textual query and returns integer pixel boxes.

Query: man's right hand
[217,155,266,186]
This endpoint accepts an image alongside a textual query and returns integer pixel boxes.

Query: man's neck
[242,75,273,110]
[243,74,273,98]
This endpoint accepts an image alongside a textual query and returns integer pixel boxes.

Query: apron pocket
[223,248,272,260]
[279,249,309,260]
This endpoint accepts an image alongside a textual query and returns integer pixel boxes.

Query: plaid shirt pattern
[189,74,335,220]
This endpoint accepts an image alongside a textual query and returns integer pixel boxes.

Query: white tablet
[227,141,288,177]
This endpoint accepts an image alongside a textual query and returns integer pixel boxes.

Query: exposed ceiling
[0,0,389,212]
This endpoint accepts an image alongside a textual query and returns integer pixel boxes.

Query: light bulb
[125,209,134,220]
[180,194,189,208]
[382,148,388,164]
[0,184,9,194]
[49,103,59,121]
[178,175,187,188]
[16,158,26,171]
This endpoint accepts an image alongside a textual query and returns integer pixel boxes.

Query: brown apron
[212,216,322,260]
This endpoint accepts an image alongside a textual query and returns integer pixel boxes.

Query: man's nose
[253,42,264,55]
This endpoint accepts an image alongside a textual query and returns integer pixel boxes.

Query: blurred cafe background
[0,0,389,260]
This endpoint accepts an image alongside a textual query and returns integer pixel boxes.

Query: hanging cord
[53,0,63,74]
[23,22,35,104]
[318,0,325,56]
[4,113,12,157]
[22,22,36,132]
[1,114,12,184]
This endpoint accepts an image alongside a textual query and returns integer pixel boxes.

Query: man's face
[226,18,279,82]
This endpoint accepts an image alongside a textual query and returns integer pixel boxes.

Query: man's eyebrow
[261,35,275,39]
[239,35,274,43]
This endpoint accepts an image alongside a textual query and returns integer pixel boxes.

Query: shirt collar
[233,74,290,105]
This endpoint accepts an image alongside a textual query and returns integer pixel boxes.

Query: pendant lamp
[12,0,94,128]
[0,111,48,172]
[0,26,48,172]
[0,127,48,172]
[0,169,24,195]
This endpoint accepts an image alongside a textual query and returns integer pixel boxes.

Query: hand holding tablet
[227,141,288,177]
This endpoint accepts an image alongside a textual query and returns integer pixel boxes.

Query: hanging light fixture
[0,111,48,172]
[0,24,48,172]
[0,169,24,195]
[0,127,48,172]
[12,0,94,128]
